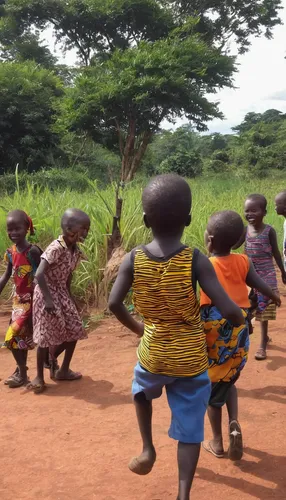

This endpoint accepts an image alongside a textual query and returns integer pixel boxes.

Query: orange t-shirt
[200,254,251,308]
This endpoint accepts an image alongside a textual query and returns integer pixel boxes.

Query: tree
[63,24,234,184]
[0,61,63,173]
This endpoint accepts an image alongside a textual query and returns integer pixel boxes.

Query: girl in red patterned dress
[0,210,42,388]
[28,209,90,394]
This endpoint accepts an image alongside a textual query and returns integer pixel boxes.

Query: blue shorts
[132,363,211,444]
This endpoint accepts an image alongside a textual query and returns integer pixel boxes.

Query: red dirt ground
[0,303,286,499]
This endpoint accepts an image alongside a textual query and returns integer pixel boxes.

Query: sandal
[255,348,267,360]
[4,366,28,385]
[228,420,243,461]
[202,441,224,459]
[8,373,30,389]
[55,369,82,381]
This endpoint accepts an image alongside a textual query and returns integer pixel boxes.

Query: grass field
[0,176,284,305]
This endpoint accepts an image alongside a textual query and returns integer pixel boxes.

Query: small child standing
[200,211,280,461]
[0,210,42,387]
[244,194,286,360]
[109,174,244,500]
[275,190,286,270]
[28,209,90,394]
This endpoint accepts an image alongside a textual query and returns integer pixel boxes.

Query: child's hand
[44,299,56,314]
[271,292,281,307]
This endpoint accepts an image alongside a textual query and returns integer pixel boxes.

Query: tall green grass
[0,176,284,305]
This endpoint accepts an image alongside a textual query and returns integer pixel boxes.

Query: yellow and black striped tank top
[132,246,208,377]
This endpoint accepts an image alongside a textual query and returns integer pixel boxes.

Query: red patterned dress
[2,245,39,350]
[33,236,87,348]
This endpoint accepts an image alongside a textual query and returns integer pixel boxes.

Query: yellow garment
[133,246,208,377]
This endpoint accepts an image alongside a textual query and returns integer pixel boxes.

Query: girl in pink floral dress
[28,209,90,393]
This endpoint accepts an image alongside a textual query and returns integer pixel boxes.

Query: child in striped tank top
[109,174,244,500]
[275,190,286,270]
[236,194,286,361]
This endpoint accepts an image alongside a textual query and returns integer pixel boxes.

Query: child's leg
[55,341,82,380]
[226,384,243,461]
[205,405,224,455]
[129,392,156,475]
[255,320,269,360]
[177,443,201,500]
[5,349,28,385]
[8,349,29,387]
[28,347,48,393]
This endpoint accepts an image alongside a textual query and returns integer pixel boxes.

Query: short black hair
[7,210,31,229]
[207,210,244,250]
[61,208,90,230]
[246,193,267,210]
[142,174,191,236]
[276,190,286,203]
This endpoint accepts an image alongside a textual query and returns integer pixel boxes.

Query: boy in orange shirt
[200,211,280,461]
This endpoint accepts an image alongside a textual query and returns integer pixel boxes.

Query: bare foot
[128,447,156,475]
[55,369,82,381]
[26,376,46,394]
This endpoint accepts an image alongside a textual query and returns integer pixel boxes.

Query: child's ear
[185,214,191,227]
[143,213,150,228]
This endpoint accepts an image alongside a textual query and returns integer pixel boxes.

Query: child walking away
[275,190,286,270]
[201,211,281,461]
[243,194,286,360]
[28,209,90,394]
[0,210,42,388]
[109,174,244,500]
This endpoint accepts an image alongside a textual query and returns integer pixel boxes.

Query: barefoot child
[201,211,281,461]
[275,190,286,269]
[243,194,286,360]
[28,209,90,394]
[109,174,244,500]
[0,210,42,387]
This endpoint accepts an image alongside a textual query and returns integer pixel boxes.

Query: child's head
[6,210,34,245]
[142,174,191,238]
[244,194,267,226]
[206,210,244,254]
[61,209,90,246]
[275,191,286,217]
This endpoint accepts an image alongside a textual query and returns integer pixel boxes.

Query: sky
[45,1,286,135]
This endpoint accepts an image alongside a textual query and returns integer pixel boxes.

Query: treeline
[143,109,286,178]
[0,0,283,188]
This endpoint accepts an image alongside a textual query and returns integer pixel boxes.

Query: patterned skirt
[1,293,34,350]
[201,305,250,383]
[255,302,276,322]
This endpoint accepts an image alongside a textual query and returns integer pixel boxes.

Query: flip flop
[255,348,267,360]
[26,382,47,394]
[228,420,243,461]
[128,454,156,475]
[55,369,82,381]
[202,441,224,459]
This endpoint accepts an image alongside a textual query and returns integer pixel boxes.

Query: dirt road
[0,305,285,500]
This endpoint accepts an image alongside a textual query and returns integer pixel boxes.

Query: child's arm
[232,226,246,250]
[29,245,42,268]
[196,253,244,325]
[0,262,12,295]
[35,260,55,313]
[269,227,286,284]
[246,261,281,306]
[108,253,144,336]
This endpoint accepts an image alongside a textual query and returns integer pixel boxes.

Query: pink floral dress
[33,236,87,348]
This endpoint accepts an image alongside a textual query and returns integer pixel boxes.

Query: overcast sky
[45,1,286,134]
